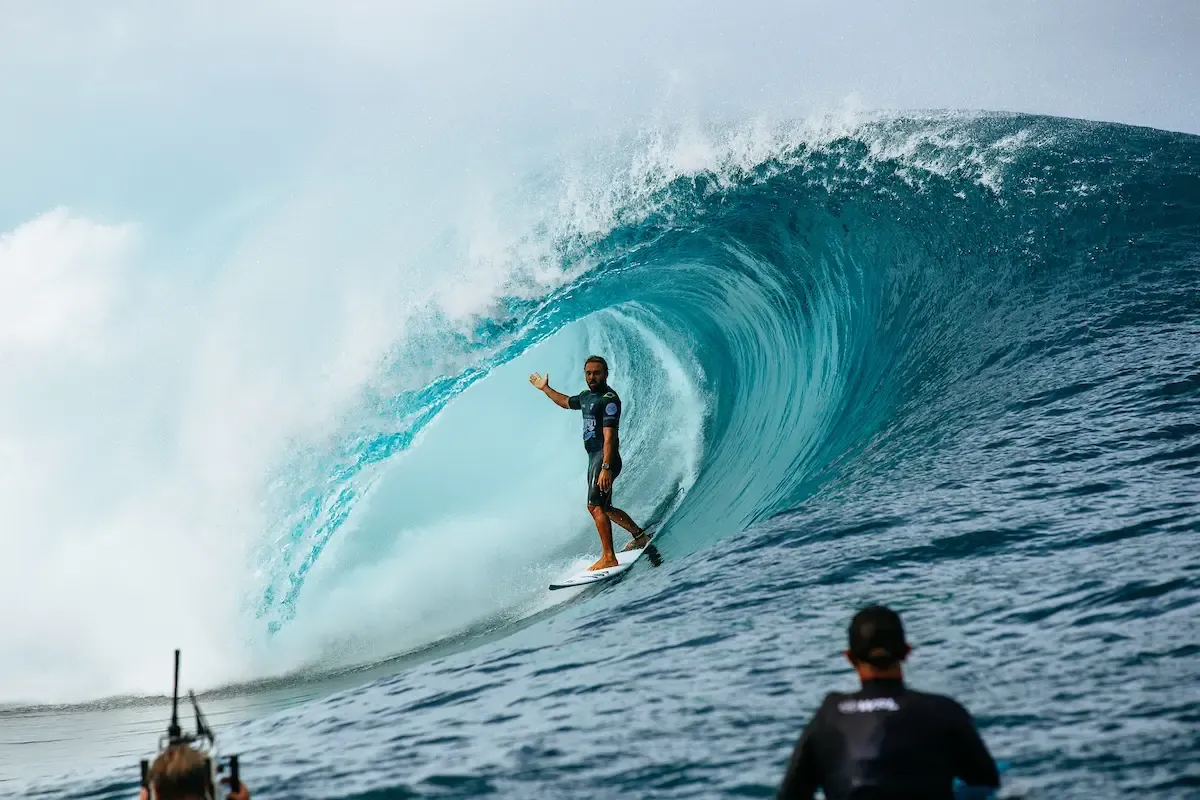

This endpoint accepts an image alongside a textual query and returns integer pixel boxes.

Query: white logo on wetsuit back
[605,402,618,415]
[838,698,900,714]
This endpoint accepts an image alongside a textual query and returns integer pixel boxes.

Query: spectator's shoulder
[909,687,974,719]
[816,691,850,717]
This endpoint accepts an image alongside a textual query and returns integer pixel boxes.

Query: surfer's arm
[545,387,572,409]
[597,427,617,491]
[529,373,572,409]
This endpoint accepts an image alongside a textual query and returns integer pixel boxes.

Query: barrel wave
[7,110,1200,797]
[254,110,1200,692]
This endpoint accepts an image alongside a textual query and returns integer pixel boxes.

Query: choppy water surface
[6,114,1200,799]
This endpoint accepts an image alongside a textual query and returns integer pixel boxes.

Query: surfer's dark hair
[584,355,608,371]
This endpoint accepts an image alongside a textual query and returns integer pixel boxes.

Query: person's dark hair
[848,605,908,668]
[148,744,213,800]
[584,355,608,371]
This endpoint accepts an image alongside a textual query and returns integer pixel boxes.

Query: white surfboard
[548,534,655,591]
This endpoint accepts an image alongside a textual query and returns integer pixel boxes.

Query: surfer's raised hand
[533,373,573,409]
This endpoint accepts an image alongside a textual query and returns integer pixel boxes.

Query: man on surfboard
[530,355,651,571]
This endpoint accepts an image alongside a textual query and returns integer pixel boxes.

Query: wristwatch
[601,463,611,471]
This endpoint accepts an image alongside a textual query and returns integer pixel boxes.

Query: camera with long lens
[139,650,242,799]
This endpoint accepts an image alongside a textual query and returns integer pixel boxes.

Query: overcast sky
[3,1,1197,129]
[2,0,1198,229]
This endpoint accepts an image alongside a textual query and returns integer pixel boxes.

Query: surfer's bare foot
[623,533,651,551]
[589,554,619,571]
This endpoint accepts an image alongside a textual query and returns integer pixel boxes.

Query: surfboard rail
[548,534,655,590]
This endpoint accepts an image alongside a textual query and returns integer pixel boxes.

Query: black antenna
[140,648,243,795]
[190,690,213,742]
[168,649,182,741]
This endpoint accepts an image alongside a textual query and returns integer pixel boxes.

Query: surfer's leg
[608,507,652,550]
[607,507,640,533]
[585,452,619,570]
[587,504,619,570]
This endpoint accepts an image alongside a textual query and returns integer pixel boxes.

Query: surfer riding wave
[530,355,652,571]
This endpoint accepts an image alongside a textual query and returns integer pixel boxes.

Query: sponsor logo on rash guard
[838,697,901,714]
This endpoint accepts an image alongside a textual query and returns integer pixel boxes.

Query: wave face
[246,112,1200,675]
[7,111,1200,795]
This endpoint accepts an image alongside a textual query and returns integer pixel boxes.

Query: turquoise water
[6,112,1200,798]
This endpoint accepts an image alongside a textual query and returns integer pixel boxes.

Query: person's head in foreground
[846,603,911,679]
[140,745,249,800]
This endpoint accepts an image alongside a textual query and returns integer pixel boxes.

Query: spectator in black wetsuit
[777,605,1000,800]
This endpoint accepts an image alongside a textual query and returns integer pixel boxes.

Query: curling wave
[252,112,1200,679]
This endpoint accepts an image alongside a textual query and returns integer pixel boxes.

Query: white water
[2,1,1195,706]
[263,313,705,675]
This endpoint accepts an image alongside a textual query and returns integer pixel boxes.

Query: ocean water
[3,112,1199,798]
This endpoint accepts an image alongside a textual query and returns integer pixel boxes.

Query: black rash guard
[777,678,1000,800]
[569,387,623,507]
[568,387,621,454]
